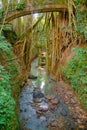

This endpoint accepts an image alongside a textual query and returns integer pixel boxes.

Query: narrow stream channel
[19,59,77,130]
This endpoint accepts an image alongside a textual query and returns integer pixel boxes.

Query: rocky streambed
[19,59,84,130]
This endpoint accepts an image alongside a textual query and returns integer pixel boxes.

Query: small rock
[50,120,58,127]
[40,116,47,122]
[49,105,55,111]
[36,110,43,115]
[27,79,30,84]
[79,125,85,129]
[29,100,34,104]
[51,98,59,105]
[20,109,23,112]
[82,115,87,120]
[33,98,42,103]
[77,119,81,124]
[37,107,43,111]
[60,109,67,116]
[38,66,45,70]
[24,108,27,112]
[33,89,44,102]
[39,104,49,112]
[24,115,28,121]
[51,76,56,81]
[46,95,55,100]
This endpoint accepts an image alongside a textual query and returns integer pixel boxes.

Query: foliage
[0,65,19,130]
[16,2,25,10]
[62,46,87,108]
[1,24,18,45]
[1,24,13,31]
[0,35,20,130]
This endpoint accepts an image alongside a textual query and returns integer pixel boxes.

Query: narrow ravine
[19,59,86,130]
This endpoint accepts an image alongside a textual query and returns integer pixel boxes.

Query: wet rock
[60,109,67,116]
[77,119,81,124]
[36,110,43,115]
[46,95,55,100]
[33,89,44,103]
[41,62,46,66]
[40,116,47,122]
[29,100,34,104]
[33,90,44,99]
[20,109,23,112]
[49,105,55,111]
[38,66,45,70]
[36,103,49,114]
[33,98,42,103]
[41,97,47,102]
[50,120,58,127]
[79,125,85,129]
[39,104,49,112]
[51,98,59,105]
[48,115,67,130]
[24,108,27,112]
[51,76,57,82]
[26,79,30,85]
[28,75,37,80]
[24,115,28,121]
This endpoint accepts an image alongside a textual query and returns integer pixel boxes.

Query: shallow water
[19,59,77,130]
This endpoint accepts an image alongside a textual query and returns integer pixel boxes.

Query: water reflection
[40,81,45,90]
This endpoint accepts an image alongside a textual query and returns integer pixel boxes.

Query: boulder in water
[39,104,49,112]
[33,89,44,101]
[28,75,37,80]
[33,91,44,98]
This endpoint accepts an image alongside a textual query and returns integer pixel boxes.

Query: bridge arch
[2,4,68,22]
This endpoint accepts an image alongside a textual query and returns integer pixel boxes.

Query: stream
[19,59,78,130]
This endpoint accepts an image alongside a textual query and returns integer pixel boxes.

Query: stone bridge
[1,4,68,22]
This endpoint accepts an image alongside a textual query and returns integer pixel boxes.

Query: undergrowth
[62,46,87,109]
[0,35,20,130]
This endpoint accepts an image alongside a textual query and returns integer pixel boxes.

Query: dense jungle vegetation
[0,0,87,130]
